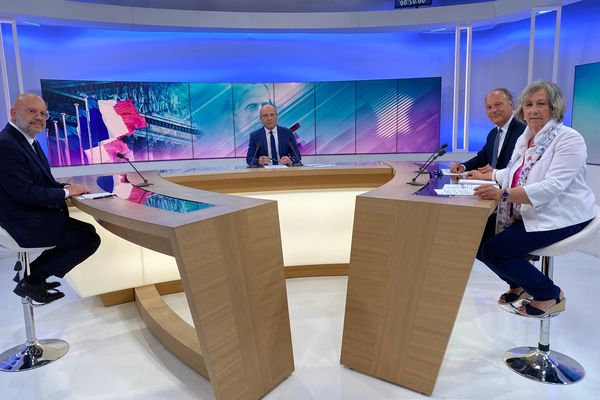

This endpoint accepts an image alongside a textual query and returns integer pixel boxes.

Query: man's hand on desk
[258,156,272,166]
[280,155,293,166]
[65,183,91,197]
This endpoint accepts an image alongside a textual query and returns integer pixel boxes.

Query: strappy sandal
[516,296,566,318]
[498,289,531,305]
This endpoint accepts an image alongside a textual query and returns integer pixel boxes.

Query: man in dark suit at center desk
[246,104,302,167]
[451,88,526,259]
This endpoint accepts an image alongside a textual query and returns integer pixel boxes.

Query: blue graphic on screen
[275,82,316,155]
[190,83,235,158]
[396,77,441,153]
[356,79,398,154]
[572,61,600,165]
[41,77,441,166]
[315,81,356,154]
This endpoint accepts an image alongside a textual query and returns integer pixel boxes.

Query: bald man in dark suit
[0,93,101,304]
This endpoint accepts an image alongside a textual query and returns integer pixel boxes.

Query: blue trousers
[480,219,590,301]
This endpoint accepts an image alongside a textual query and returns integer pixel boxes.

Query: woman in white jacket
[469,81,596,318]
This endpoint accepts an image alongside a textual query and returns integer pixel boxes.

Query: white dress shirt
[495,119,596,232]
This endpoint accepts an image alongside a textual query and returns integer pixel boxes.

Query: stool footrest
[504,346,585,384]
[0,339,69,372]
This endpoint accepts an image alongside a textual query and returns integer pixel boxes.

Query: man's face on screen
[260,105,278,130]
[233,85,272,134]
[485,90,513,128]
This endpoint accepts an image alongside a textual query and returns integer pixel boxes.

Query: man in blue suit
[0,93,101,304]
[246,104,301,166]
[450,88,526,261]
[451,88,526,173]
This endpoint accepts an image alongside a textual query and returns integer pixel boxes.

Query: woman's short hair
[515,80,566,123]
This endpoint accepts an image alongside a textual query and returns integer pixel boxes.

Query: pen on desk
[92,194,115,199]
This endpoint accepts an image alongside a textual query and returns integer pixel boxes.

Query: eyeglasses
[24,108,50,120]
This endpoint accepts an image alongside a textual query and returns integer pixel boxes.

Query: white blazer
[495,119,596,232]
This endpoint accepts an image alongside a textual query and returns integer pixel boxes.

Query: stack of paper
[434,181,498,196]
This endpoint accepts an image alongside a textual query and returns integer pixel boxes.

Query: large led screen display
[41,78,441,166]
[572,61,600,165]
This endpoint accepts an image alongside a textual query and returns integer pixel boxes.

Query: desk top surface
[70,162,494,232]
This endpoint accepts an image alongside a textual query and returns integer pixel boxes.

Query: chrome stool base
[0,339,69,372]
[504,346,585,385]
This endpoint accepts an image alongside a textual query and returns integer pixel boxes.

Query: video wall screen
[572,61,600,165]
[41,77,441,166]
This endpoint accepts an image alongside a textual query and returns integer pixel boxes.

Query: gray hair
[515,80,566,123]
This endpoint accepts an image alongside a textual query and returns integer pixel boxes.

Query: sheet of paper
[303,163,335,168]
[435,184,476,196]
[263,165,289,169]
[78,192,116,200]
[435,182,500,196]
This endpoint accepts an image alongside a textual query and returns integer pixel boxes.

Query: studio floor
[1,252,599,400]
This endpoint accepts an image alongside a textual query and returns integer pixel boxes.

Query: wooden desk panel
[340,162,494,395]
[71,172,294,400]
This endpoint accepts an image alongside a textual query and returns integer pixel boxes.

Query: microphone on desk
[116,152,152,187]
[287,140,303,167]
[407,147,447,186]
[247,143,262,168]
[414,143,448,173]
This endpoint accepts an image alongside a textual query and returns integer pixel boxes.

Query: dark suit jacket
[246,126,302,166]
[463,118,526,171]
[0,123,68,248]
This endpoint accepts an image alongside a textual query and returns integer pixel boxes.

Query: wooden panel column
[171,201,294,400]
[341,169,492,395]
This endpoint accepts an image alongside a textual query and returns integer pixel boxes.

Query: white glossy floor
[1,252,599,400]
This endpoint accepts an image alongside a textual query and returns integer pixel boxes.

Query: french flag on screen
[97,99,148,138]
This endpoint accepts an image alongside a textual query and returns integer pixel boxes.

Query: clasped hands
[258,155,293,166]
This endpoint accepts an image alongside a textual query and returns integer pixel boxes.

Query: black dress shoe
[13,279,64,304]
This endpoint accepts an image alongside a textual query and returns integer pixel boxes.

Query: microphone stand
[247,143,262,168]
[116,153,152,188]
[407,149,446,186]
[414,144,448,173]
[287,140,303,167]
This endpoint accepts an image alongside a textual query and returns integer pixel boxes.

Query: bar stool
[502,207,600,384]
[0,226,69,372]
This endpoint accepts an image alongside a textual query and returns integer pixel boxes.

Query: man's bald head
[11,93,48,138]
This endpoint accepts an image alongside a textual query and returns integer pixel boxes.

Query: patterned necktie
[269,131,279,165]
[490,127,502,168]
